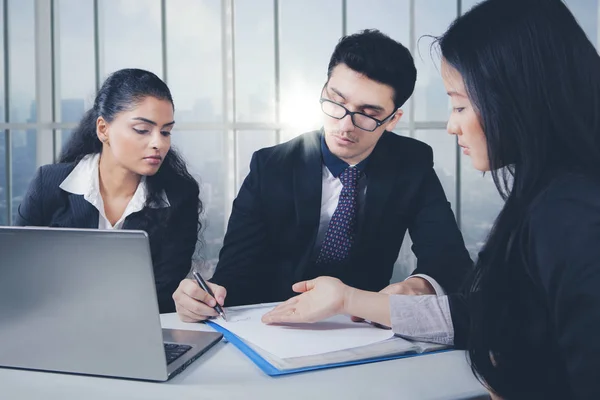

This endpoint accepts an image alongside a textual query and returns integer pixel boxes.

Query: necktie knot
[339,166,360,188]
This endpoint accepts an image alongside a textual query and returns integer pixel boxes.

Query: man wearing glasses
[173,29,473,321]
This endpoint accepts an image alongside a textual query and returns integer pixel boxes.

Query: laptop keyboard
[164,343,192,365]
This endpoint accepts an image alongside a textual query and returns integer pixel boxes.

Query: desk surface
[0,313,489,400]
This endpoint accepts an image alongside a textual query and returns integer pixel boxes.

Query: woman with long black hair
[16,68,202,314]
[261,0,600,397]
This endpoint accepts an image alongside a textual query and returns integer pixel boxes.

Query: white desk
[0,313,489,400]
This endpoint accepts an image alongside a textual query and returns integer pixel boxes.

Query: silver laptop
[0,226,222,381]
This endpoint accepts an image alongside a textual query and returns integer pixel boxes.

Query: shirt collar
[59,153,170,209]
[320,130,368,178]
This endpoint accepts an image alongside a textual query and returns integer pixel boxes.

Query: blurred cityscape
[0,0,595,279]
[0,90,504,280]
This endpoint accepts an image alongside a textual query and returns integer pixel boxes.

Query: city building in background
[0,0,598,279]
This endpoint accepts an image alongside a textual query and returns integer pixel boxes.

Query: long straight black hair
[59,68,202,235]
[437,0,600,397]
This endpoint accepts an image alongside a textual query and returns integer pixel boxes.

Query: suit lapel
[357,132,397,244]
[123,211,145,230]
[123,208,160,236]
[51,193,99,229]
[292,131,323,282]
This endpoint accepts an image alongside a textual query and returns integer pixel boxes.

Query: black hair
[327,29,417,109]
[437,0,600,397]
[59,68,202,237]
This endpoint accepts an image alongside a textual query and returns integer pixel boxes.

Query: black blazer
[15,162,200,313]
[449,173,600,399]
[211,130,473,306]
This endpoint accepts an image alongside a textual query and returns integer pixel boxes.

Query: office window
[391,130,457,282]
[0,130,5,225]
[460,162,503,260]
[235,130,276,192]
[9,0,594,275]
[0,0,4,224]
[56,0,95,149]
[234,0,275,123]
[8,0,35,124]
[346,0,409,42]
[171,130,226,273]
[56,129,72,157]
[414,129,456,211]
[11,129,37,223]
[0,0,4,125]
[279,0,342,140]
[99,0,162,78]
[56,0,95,122]
[8,1,36,226]
[346,0,412,122]
[414,0,455,122]
[167,0,223,123]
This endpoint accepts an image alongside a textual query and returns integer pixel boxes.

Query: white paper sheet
[212,303,395,359]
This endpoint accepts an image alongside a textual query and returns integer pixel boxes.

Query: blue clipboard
[206,320,451,376]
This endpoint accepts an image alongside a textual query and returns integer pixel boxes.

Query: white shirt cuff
[389,295,455,346]
[405,274,446,296]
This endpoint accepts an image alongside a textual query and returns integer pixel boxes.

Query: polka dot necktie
[316,166,361,265]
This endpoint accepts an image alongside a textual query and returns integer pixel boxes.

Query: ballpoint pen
[192,271,228,321]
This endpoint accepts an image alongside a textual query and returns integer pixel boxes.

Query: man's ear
[384,109,403,131]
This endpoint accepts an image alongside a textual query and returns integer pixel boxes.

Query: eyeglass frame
[319,95,398,132]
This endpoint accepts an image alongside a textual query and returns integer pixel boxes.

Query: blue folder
[206,320,450,376]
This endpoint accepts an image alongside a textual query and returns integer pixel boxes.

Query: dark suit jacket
[448,172,600,399]
[15,162,199,313]
[211,130,473,306]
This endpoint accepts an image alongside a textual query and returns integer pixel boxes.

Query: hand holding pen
[192,271,228,321]
[172,272,228,323]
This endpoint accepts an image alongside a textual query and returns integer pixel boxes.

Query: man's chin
[330,147,358,161]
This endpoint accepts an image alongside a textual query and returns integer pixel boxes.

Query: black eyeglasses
[319,98,397,132]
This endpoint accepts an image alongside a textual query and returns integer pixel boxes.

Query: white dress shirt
[315,163,454,345]
[59,153,170,229]
[316,164,446,296]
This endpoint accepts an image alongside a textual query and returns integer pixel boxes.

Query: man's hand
[380,277,436,295]
[173,278,227,322]
[351,277,435,323]
[261,277,351,325]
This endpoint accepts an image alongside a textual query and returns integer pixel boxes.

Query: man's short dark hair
[327,29,417,109]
